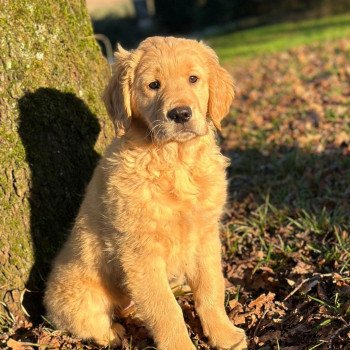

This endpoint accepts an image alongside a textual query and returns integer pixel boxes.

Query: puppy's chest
[151,159,226,210]
[112,147,227,234]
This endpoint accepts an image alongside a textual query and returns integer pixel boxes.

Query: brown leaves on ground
[3,38,350,349]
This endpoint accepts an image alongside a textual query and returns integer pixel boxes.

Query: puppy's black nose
[167,106,192,123]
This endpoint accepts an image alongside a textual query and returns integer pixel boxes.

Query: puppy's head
[104,36,234,142]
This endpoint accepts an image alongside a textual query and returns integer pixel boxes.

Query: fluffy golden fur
[44,36,247,349]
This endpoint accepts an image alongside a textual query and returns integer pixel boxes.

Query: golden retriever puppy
[44,36,247,350]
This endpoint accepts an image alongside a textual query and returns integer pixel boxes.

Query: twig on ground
[253,309,268,340]
[284,273,333,301]
[314,313,348,325]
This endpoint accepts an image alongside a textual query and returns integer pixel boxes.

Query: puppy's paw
[95,322,126,348]
[207,321,247,350]
[111,322,126,345]
[157,332,197,350]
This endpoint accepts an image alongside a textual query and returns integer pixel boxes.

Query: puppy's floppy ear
[103,44,134,135]
[204,45,235,131]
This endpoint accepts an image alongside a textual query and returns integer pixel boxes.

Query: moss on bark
[0,0,114,325]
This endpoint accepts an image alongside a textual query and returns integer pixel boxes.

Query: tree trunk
[0,0,114,325]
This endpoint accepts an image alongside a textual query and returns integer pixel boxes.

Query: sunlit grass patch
[209,14,350,60]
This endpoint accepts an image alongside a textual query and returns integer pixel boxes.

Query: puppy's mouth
[147,114,208,143]
[176,125,198,135]
[172,126,199,142]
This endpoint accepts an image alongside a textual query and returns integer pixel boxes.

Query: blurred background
[87,0,350,61]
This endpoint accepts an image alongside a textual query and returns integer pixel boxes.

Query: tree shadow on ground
[18,88,101,323]
[225,146,350,216]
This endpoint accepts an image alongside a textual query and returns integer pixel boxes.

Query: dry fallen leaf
[291,261,314,275]
[7,339,33,350]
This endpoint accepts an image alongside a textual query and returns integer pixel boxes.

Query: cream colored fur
[44,36,247,350]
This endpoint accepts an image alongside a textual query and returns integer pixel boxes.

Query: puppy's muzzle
[167,106,192,124]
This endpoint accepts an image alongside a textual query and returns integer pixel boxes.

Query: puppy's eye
[189,75,199,84]
[149,81,161,90]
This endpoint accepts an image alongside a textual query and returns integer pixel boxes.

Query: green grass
[208,13,350,60]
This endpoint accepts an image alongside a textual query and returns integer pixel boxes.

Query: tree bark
[0,0,114,325]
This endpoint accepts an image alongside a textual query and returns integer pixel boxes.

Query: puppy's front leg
[187,232,247,350]
[122,251,195,350]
